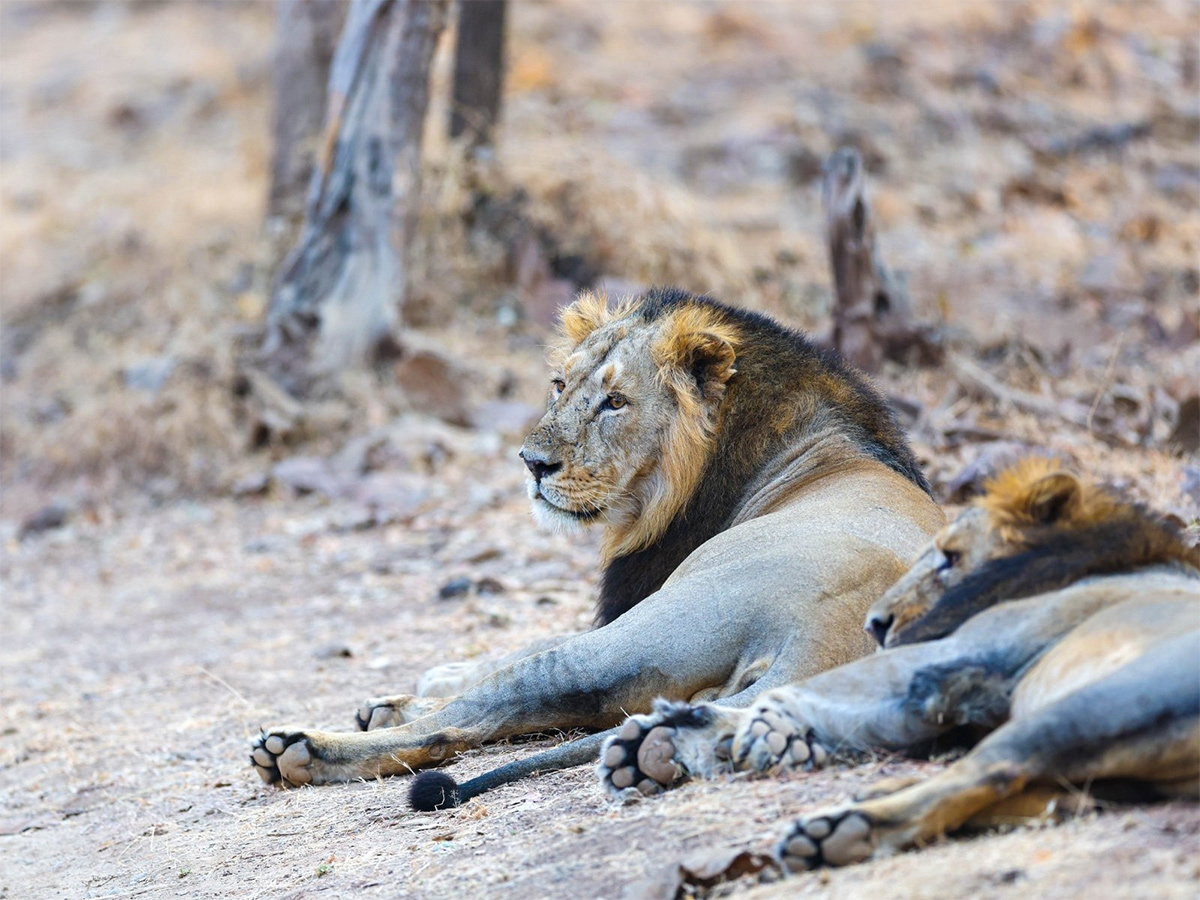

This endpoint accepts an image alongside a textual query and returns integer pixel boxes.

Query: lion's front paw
[779,809,876,872]
[732,693,828,773]
[251,729,317,787]
[598,699,738,801]
[355,695,449,731]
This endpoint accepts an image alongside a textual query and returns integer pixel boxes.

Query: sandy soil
[1,1,1198,899]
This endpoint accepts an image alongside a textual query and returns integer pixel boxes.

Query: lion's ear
[1024,472,1080,524]
[558,291,611,345]
[654,310,738,401]
[681,331,737,396]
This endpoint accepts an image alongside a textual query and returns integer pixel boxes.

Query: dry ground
[2,445,1198,900]
[2,2,1198,899]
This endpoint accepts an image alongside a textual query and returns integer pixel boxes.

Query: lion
[249,287,943,799]
[597,458,1199,870]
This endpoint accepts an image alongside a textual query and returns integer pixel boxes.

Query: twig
[197,666,252,708]
[1086,331,1126,435]
[947,352,1082,423]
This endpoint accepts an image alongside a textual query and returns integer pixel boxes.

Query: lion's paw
[598,717,682,799]
[598,700,736,801]
[250,729,317,787]
[732,694,827,773]
[355,695,448,731]
[779,810,875,872]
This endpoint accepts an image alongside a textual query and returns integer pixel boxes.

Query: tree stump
[823,146,940,372]
[262,0,449,393]
[267,0,347,252]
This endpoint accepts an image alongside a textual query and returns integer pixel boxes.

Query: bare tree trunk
[263,0,449,393]
[823,146,940,372]
[268,0,347,246]
[449,0,507,149]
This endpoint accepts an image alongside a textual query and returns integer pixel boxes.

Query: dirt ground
[1,2,1198,899]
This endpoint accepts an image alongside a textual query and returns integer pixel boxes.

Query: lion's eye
[602,393,627,411]
[938,549,961,572]
[551,379,565,396]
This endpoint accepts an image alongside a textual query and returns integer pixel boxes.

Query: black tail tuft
[409,771,461,811]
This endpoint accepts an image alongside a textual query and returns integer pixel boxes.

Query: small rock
[271,456,344,497]
[476,577,506,596]
[438,577,472,601]
[123,356,176,394]
[346,472,428,521]
[460,545,503,565]
[329,505,378,532]
[244,536,285,555]
[314,643,354,660]
[394,347,471,427]
[231,472,270,497]
[19,503,69,540]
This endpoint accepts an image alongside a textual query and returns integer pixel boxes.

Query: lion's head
[520,289,739,562]
[865,458,1200,648]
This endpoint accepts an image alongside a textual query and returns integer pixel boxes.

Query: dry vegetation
[1,2,1197,899]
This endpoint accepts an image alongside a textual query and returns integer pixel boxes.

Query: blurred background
[1,3,1198,897]
[2,0,1196,520]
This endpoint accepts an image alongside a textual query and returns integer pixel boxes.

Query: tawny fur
[599,461,1199,870]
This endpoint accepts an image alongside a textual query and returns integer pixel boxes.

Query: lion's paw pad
[779,811,874,871]
[250,730,315,787]
[599,718,685,799]
[733,706,827,773]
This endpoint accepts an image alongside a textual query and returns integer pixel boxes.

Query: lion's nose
[865,613,894,647]
[520,450,561,484]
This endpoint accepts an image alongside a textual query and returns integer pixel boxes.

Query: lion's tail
[408,730,614,811]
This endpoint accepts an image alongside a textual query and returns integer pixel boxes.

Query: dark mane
[898,494,1200,645]
[597,287,930,625]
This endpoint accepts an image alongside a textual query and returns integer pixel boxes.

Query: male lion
[250,288,942,794]
[598,458,1199,870]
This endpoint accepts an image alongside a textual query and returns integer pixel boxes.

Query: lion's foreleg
[252,619,731,786]
[415,633,581,698]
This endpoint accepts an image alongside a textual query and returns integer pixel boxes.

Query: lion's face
[520,292,737,561]
[864,506,1006,647]
[865,462,1092,648]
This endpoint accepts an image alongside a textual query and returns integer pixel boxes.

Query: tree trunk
[267,0,347,249]
[823,146,940,372]
[262,0,449,393]
[449,0,507,149]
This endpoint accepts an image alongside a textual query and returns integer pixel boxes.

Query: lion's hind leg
[598,700,746,800]
[779,631,1200,871]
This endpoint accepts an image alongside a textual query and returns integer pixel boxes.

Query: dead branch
[822,146,942,372]
[262,0,449,393]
